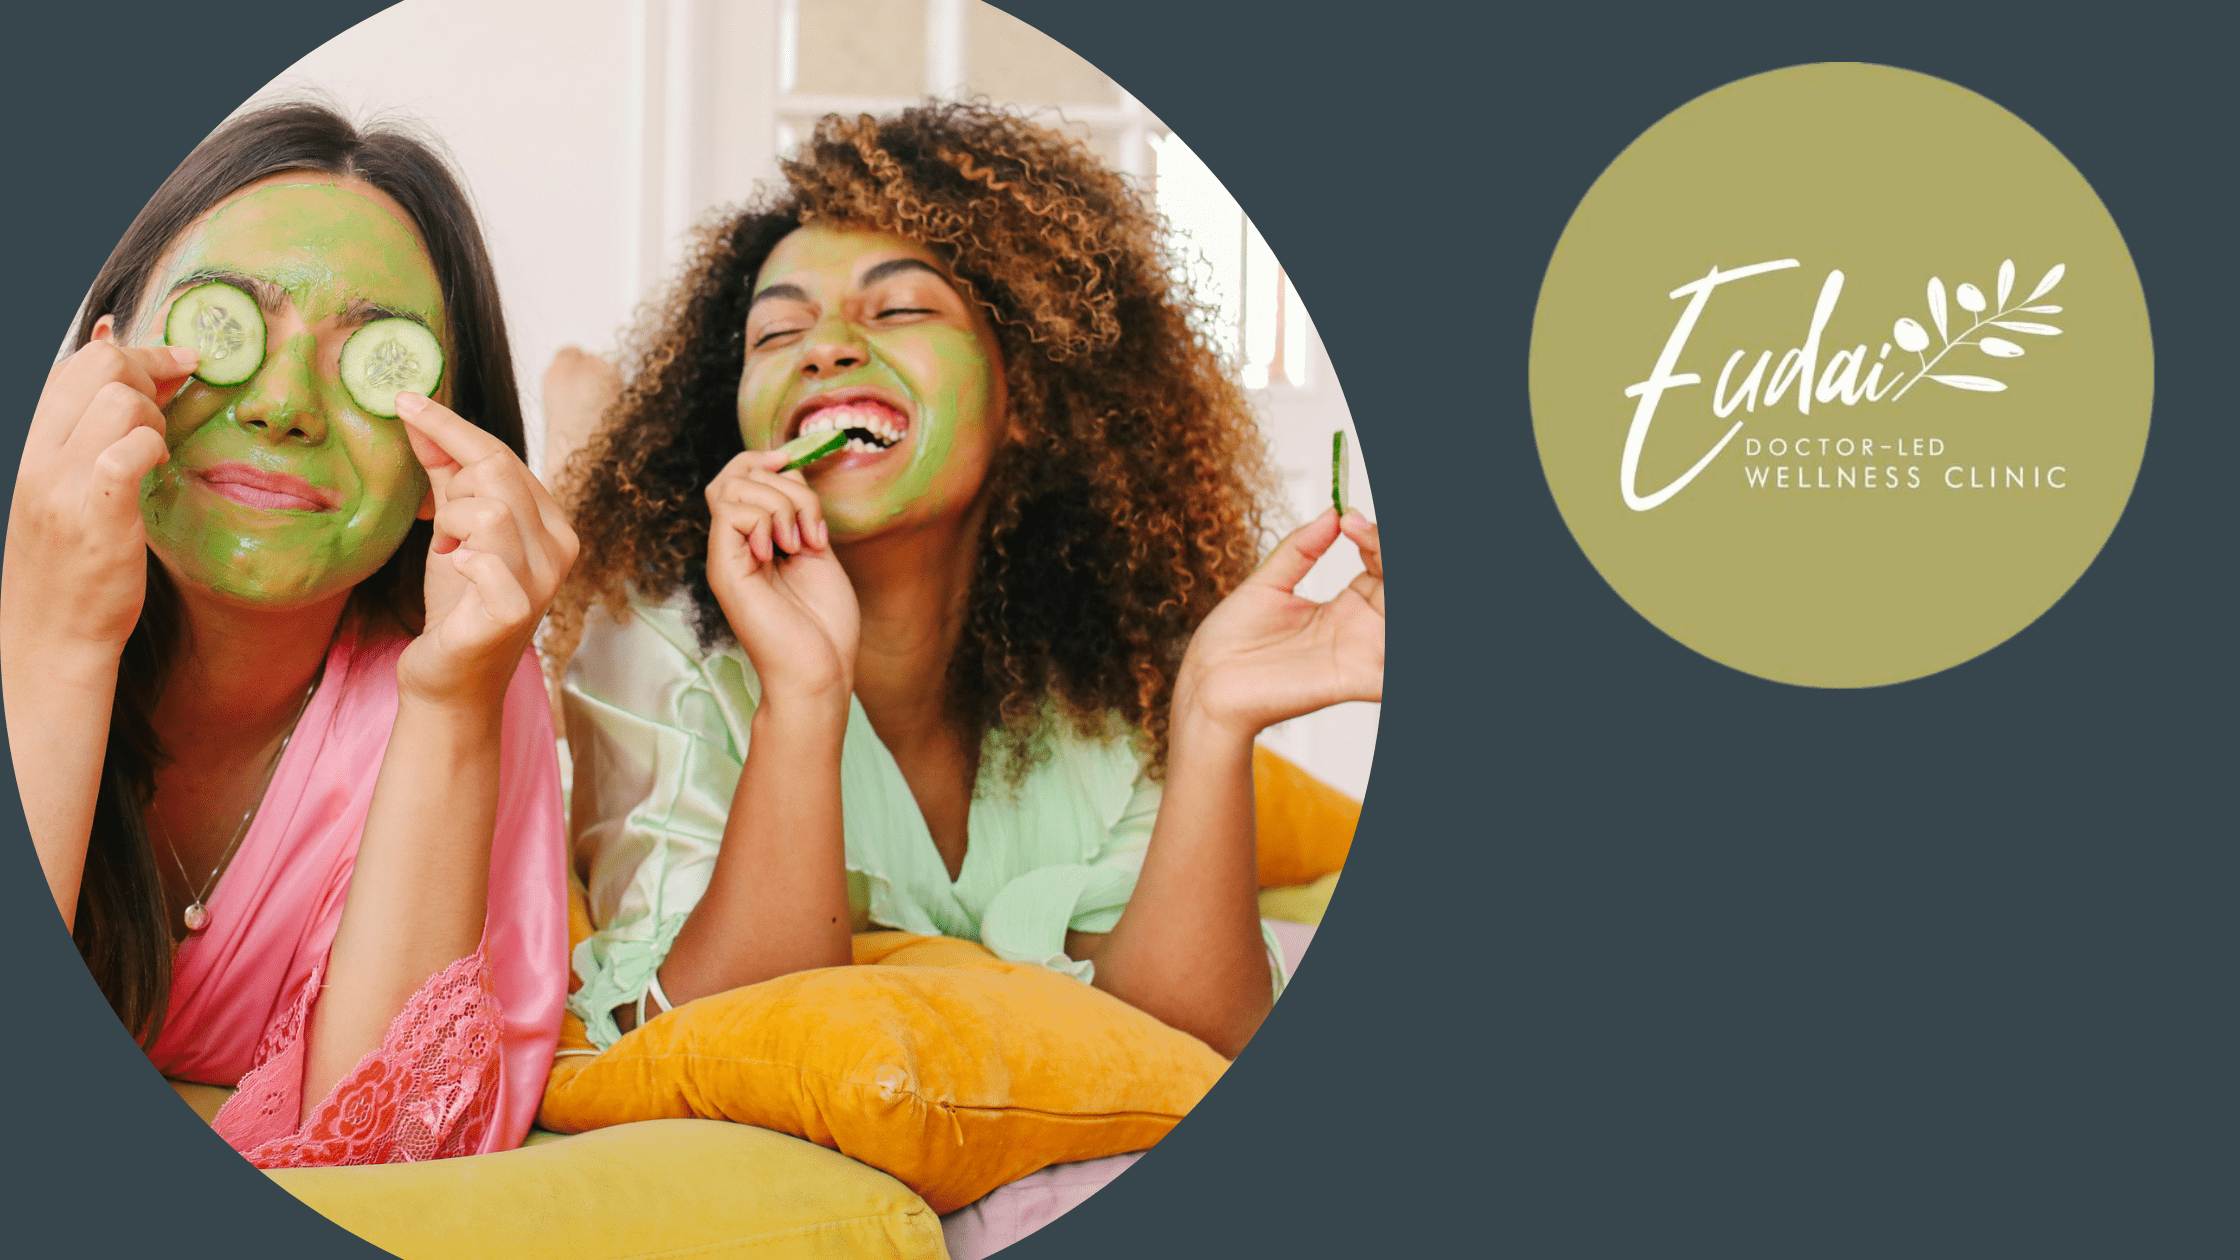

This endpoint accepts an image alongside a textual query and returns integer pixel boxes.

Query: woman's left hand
[1174,508,1384,739]
[395,393,580,709]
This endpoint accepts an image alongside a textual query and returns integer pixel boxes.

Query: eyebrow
[167,269,284,313]
[342,298,433,331]
[859,258,948,287]
[749,282,811,307]
[163,270,433,330]
[746,259,952,312]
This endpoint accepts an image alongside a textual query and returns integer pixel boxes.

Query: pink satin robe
[144,627,569,1165]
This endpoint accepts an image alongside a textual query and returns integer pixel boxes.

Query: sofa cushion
[267,1118,945,1259]
[540,933,1228,1214]
[1253,745,1359,888]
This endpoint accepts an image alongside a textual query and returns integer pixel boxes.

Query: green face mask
[735,226,1006,540]
[131,180,448,609]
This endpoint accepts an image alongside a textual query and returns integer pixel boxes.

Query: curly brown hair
[552,101,1275,774]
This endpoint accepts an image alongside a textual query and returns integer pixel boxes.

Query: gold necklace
[159,673,321,935]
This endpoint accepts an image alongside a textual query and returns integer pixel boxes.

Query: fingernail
[814,520,829,549]
[394,392,429,416]
[168,346,200,367]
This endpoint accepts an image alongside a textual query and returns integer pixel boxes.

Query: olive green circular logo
[1530,64,2152,687]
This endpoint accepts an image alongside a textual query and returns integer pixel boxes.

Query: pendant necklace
[161,670,322,936]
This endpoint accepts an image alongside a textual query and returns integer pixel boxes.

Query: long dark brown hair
[66,101,524,1045]
[552,102,1275,782]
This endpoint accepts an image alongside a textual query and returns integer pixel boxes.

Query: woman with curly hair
[550,102,1381,1060]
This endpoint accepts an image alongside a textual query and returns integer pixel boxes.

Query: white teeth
[797,402,905,448]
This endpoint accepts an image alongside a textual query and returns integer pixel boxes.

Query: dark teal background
[2,3,2230,1256]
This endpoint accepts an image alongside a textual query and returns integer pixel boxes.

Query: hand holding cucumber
[704,448,860,710]
[4,340,199,662]
[396,393,579,710]
[1172,505,1384,741]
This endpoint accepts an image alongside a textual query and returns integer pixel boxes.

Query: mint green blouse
[562,595,1284,1051]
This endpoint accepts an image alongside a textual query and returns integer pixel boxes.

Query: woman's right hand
[3,341,198,661]
[6,341,198,920]
[705,450,860,709]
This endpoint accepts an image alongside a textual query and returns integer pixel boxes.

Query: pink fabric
[1267,918,1317,973]
[144,627,569,1164]
[212,953,504,1165]
[941,1153,1145,1260]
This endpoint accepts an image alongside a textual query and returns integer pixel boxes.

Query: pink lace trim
[212,951,504,1168]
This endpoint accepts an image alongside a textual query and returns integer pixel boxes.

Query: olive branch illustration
[1889,259,2065,399]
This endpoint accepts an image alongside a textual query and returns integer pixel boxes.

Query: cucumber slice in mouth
[1331,429,1350,515]
[164,281,265,387]
[777,427,852,470]
[340,317,445,418]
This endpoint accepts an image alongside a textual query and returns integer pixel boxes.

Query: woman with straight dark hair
[2,101,577,1165]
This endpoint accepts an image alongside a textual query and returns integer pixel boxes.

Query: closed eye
[752,325,805,348]
[877,307,935,318]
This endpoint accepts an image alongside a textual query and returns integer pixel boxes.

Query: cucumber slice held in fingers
[164,281,265,386]
[777,427,850,471]
[1331,429,1350,515]
[340,317,446,418]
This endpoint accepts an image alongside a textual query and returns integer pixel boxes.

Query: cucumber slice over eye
[340,318,445,418]
[1331,429,1350,515]
[164,281,265,387]
[778,427,850,470]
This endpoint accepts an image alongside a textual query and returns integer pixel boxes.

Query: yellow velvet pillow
[269,1119,945,1259]
[1253,743,1361,888]
[540,929,1228,1214]
[1258,869,1341,925]
[173,1067,942,1257]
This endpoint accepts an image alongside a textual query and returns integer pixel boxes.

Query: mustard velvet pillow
[1253,743,1360,889]
[540,931,1228,1214]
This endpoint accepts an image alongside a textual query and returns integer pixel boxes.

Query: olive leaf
[1891,259,2069,402]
